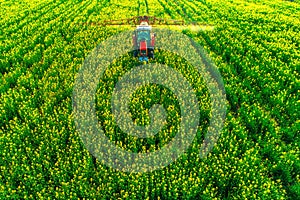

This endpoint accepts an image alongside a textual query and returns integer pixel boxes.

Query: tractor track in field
[156,0,191,20]
[145,0,149,15]
[173,0,189,21]
[156,0,174,18]
[138,0,149,16]
[137,0,141,16]
[174,0,206,22]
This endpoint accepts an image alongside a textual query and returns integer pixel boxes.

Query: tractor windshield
[137,30,150,42]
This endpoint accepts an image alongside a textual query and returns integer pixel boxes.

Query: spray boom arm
[79,15,212,27]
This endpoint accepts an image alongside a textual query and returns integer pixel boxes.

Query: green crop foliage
[1,0,299,199]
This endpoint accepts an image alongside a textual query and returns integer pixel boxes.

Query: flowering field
[1,0,299,199]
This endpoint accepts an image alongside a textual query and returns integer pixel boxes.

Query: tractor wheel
[133,50,138,57]
[148,49,154,59]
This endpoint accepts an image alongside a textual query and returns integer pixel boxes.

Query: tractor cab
[132,22,156,62]
[136,22,152,42]
[137,30,151,44]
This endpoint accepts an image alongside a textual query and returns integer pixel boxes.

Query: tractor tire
[148,48,154,59]
[133,50,138,57]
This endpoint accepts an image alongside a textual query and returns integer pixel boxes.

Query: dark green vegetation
[0,0,299,199]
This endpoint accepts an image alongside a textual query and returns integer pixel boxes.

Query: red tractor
[132,21,156,62]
